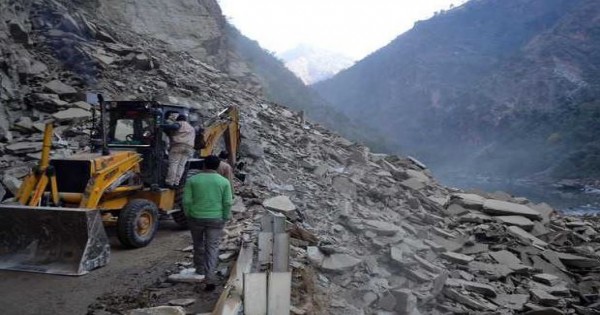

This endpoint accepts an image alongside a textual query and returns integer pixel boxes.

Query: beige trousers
[166,144,194,186]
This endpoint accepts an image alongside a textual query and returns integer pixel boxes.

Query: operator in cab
[163,113,195,188]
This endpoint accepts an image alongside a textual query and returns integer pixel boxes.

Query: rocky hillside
[277,44,354,85]
[314,0,600,180]
[1,1,600,315]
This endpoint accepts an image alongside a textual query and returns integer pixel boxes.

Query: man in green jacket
[183,155,233,289]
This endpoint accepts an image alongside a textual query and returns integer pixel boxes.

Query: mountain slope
[315,0,600,179]
[226,26,390,152]
[1,2,600,315]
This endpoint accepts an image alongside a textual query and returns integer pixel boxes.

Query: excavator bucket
[0,205,110,276]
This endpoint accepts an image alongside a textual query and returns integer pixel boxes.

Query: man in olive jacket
[183,155,233,288]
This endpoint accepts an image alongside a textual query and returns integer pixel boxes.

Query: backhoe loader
[0,96,241,275]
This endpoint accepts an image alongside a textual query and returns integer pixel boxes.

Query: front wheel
[117,199,159,248]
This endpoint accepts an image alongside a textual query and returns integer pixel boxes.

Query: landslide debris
[0,1,599,315]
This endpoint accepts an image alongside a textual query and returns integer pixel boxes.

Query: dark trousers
[188,218,225,282]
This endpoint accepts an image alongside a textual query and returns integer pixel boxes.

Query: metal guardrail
[211,211,291,315]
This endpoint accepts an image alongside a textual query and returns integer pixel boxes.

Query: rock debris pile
[230,103,600,315]
[128,101,600,315]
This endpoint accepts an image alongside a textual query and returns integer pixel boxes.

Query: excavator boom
[199,106,240,166]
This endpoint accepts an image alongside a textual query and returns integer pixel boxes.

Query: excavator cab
[102,101,169,187]
[0,96,241,275]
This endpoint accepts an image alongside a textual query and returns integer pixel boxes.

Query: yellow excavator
[0,96,241,275]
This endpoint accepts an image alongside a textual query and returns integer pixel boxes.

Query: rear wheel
[117,199,159,248]
[171,168,201,229]
[172,209,188,229]
[172,186,189,229]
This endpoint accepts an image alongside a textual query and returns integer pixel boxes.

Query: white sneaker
[168,268,205,283]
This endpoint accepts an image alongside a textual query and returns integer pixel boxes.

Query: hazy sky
[218,0,468,60]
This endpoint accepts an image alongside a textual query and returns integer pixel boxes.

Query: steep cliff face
[315,0,600,179]
[99,0,228,67]
[95,0,365,145]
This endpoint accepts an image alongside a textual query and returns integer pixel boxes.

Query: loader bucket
[0,205,110,276]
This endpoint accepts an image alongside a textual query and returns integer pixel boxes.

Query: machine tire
[171,168,200,230]
[172,186,189,229]
[117,199,159,248]
[172,209,188,229]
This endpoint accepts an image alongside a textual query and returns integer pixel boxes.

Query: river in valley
[437,173,600,216]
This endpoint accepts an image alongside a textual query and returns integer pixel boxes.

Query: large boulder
[495,215,534,231]
[28,93,69,112]
[8,21,30,44]
[482,199,542,220]
[240,140,264,159]
[451,193,486,209]
[58,12,83,35]
[13,117,33,132]
[133,54,152,70]
[406,169,430,183]
[5,142,43,155]
[2,175,22,195]
[17,57,48,76]
[52,108,91,123]
[321,253,361,272]
[262,195,297,219]
[362,220,402,236]
[43,80,77,96]
[507,226,548,247]
[332,176,357,199]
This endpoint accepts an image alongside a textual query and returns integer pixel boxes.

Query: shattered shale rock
[530,289,560,306]
[363,220,403,236]
[262,195,297,219]
[495,215,534,231]
[493,293,529,310]
[391,289,418,315]
[52,108,92,123]
[321,253,361,272]
[5,142,42,155]
[507,225,548,247]
[444,288,498,311]
[452,193,486,209]
[489,249,523,266]
[43,80,77,96]
[440,251,474,264]
[306,246,325,266]
[445,278,497,297]
[532,273,561,286]
[482,199,542,220]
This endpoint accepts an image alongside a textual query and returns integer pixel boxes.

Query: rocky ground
[0,221,213,315]
[0,1,599,315]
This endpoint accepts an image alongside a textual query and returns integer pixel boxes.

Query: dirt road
[0,220,220,315]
